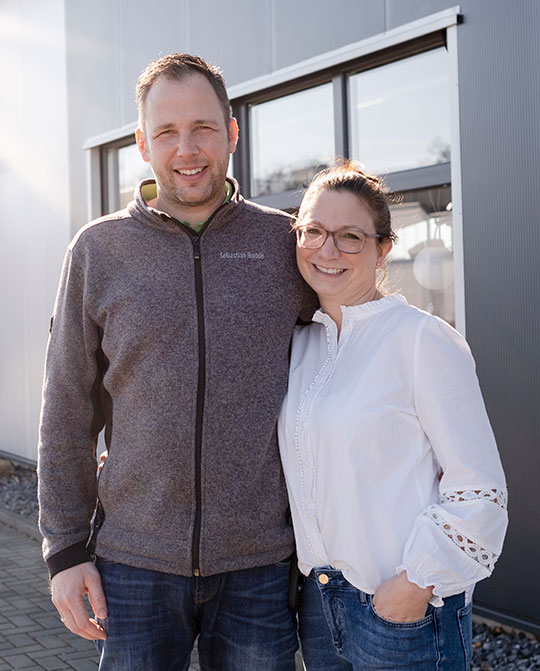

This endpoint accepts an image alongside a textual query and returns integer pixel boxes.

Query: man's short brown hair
[136,53,232,127]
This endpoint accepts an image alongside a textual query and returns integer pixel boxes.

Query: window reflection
[388,186,454,325]
[349,48,451,174]
[250,84,334,197]
[118,144,153,209]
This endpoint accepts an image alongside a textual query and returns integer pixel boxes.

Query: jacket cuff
[46,541,93,579]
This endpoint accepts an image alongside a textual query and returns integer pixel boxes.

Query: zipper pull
[193,238,201,260]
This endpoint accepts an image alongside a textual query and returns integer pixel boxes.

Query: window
[349,48,450,174]
[118,144,153,209]
[101,140,153,214]
[249,83,334,197]
[235,40,455,322]
[389,185,454,325]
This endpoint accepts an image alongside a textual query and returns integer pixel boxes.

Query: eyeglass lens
[296,226,367,253]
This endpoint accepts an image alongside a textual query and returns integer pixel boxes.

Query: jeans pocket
[457,601,473,667]
[368,594,434,628]
[359,594,438,668]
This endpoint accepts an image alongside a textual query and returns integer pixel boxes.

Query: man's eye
[305,227,323,237]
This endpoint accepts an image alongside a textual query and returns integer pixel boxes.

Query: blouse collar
[312,294,408,327]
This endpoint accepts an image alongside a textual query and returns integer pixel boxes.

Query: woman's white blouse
[278,295,508,605]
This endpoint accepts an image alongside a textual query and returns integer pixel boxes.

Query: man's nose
[176,131,198,157]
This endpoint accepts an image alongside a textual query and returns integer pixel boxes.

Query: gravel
[1,460,539,669]
[472,623,540,670]
[0,461,38,522]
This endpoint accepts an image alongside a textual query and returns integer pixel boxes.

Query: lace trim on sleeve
[441,487,508,510]
[423,507,499,572]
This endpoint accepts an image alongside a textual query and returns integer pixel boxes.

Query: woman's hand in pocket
[372,571,433,623]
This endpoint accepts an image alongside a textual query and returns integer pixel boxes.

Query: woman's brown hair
[298,160,398,244]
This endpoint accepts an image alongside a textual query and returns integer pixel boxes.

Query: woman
[278,162,508,671]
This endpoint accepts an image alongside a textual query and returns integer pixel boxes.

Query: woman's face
[295,189,392,307]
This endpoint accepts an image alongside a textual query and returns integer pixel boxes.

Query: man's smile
[174,167,205,176]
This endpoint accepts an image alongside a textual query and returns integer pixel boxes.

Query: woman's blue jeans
[299,568,472,671]
[94,557,298,671]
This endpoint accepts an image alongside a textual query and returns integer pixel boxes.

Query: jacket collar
[128,177,244,235]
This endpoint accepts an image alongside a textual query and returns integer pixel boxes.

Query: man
[38,54,314,670]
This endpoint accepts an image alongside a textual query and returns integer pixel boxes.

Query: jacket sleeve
[397,316,508,604]
[38,244,105,578]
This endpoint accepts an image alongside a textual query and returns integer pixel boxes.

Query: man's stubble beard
[157,153,229,212]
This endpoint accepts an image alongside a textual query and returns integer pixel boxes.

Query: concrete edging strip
[0,505,42,542]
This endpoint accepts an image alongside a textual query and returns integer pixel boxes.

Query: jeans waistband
[307,567,466,609]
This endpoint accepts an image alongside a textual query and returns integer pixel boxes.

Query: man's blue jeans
[299,568,472,671]
[94,557,298,671]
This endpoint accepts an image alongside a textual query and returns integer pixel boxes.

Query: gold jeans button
[318,573,329,584]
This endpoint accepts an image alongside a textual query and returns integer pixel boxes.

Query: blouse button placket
[294,317,339,562]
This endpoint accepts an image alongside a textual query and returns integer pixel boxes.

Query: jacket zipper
[191,235,205,576]
[182,199,231,577]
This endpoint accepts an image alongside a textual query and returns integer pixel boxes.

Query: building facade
[1,0,538,634]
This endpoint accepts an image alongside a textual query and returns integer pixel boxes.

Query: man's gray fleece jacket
[38,178,315,579]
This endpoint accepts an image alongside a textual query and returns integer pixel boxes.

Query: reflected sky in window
[250,84,334,196]
[118,143,153,208]
[349,48,451,174]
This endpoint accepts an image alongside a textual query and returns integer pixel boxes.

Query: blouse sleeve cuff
[396,564,443,607]
[396,563,476,607]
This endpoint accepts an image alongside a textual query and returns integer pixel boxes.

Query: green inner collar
[142,180,233,233]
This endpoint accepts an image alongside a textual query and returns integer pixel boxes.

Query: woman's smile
[313,264,347,275]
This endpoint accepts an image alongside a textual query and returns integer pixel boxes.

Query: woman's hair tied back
[300,158,399,245]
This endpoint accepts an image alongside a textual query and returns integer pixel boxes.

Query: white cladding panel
[0,0,70,461]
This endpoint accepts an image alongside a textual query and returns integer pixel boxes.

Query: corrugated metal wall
[455,0,540,631]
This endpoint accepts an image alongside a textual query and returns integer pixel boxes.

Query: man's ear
[228,117,239,154]
[136,127,151,163]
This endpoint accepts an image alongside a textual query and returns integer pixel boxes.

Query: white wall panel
[385,0,456,29]
[0,0,70,461]
[186,0,273,86]
[272,0,384,70]
[118,0,189,127]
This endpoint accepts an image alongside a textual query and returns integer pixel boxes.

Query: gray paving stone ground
[0,519,101,670]
[0,518,302,670]
[0,520,204,671]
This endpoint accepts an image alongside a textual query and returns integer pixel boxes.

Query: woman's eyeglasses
[295,224,381,254]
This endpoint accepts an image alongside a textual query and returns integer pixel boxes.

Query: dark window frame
[232,31,448,207]
[99,135,140,214]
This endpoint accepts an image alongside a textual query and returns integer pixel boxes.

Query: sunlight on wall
[0,3,70,220]
[0,0,71,461]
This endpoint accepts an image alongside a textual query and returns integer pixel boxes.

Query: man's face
[136,74,238,221]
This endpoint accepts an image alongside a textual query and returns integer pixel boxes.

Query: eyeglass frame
[294,223,383,254]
